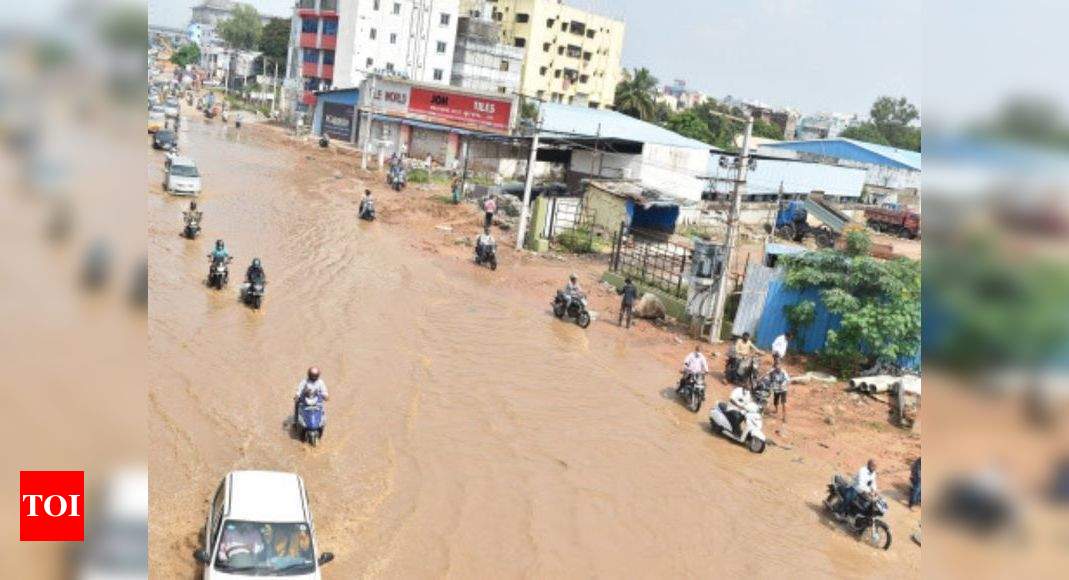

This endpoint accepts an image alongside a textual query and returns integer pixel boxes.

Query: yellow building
[461,0,625,109]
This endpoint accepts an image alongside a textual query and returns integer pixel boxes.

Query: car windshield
[170,164,199,178]
[214,521,315,576]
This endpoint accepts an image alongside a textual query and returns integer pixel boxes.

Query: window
[569,21,586,35]
[499,60,509,71]
[433,68,443,81]
[440,13,450,26]
[373,0,379,9]
[323,51,335,65]
[390,33,397,44]
[302,49,319,63]
[539,66,547,76]
[366,57,374,68]
[369,28,377,40]
[561,22,567,31]
[492,10,502,21]
[586,29,595,39]
[298,0,315,8]
[557,46,564,55]
[301,18,318,34]
[321,0,337,10]
[553,69,561,78]
[499,87,507,94]
[392,2,400,15]
[516,13,529,23]
[322,19,338,35]
[579,74,588,84]
[536,90,545,99]
[436,41,447,53]
[513,37,526,48]
[566,45,581,58]
[542,42,550,52]
[546,18,554,28]
[385,62,394,72]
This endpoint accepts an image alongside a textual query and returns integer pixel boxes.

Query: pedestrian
[450,173,462,204]
[772,331,791,362]
[616,277,637,328]
[768,357,791,422]
[483,195,497,228]
[909,457,922,509]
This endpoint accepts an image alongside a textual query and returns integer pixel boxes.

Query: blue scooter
[296,393,325,447]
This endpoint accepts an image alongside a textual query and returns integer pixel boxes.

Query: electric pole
[515,120,541,250]
[708,115,753,343]
[361,73,377,170]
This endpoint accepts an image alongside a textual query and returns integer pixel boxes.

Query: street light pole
[708,114,753,343]
[361,73,377,171]
[515,125,541,251]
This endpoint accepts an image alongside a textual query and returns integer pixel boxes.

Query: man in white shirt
[771,331,791,361]
[726,385,755,435]
[840,459,878,516]
[679,345,710,392]
[294,367,329,422]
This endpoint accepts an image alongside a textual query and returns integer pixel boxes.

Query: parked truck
[774,195,852,247]
[864,204,920,239]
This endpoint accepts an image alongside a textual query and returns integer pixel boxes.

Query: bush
[407,168,430,183]
[557,228,595,254]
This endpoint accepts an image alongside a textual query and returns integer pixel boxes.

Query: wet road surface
[148,116,919,578]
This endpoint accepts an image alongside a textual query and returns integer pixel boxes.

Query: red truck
[865,205,920,239]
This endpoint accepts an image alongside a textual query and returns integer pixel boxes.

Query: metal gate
[610,223,693,298]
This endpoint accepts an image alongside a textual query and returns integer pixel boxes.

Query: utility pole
[515,122,541,250]
[708,115,753,343]
[361,73,377,170]
[765,180,784,250]
[270,59,279,117]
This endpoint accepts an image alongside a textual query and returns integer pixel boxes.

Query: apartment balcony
[320,64,334,79]
[320,34,336,50]
[301,61,319,77]
[299,33,318,48]
[301,91,317,106]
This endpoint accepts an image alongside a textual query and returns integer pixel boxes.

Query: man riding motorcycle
[359,190,375,219]
[725,384,756,437]
[838,459,879,517]
[209,239,229,264]
[475,227,495,261]
[294,367,329,424]
[183,201,202,228]
[727,332,763,382]
[245,258,265,286]
[679,345,709,392]
[562,274,583,308]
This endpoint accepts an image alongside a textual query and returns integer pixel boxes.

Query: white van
[194,471,335,579]
[164,156,202,195]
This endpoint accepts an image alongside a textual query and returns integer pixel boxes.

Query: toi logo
[20,471,84,541]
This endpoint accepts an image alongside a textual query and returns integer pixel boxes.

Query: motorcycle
[234,116,242,129]
[474,240,497,270]
[206,256,231,290]
[725,354,760,388]
[183,217,200,239]
[221,110,229,124]
[823,477,892,550]
[296,393,325,447]
[676,372,706,413]
[552,291,591,328]
[387,167,406,191]
[359,199,376,221]
[709,399,767,453]
[240,279,265,309]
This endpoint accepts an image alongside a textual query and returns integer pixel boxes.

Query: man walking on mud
[483,196,497,228]
[617,277,637,329]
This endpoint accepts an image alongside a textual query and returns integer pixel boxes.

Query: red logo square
[19,471,84,542]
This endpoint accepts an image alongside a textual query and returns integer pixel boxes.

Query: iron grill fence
[610,223,693,298]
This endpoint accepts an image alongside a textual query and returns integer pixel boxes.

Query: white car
[164,156,201,196]
[74,468,148,580]
[194,471,334,579]
[164,99,180,118]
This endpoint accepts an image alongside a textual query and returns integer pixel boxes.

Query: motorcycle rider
[183,200,202,229]
[475,226,495,261]
[245,258,265,286]
[294,367,329,424]
[359,189,375,218]
[729,332,763,382]
[726,383,755,436]
[838,459,879,517]
[209,239,229,263]
[679,345,709,392]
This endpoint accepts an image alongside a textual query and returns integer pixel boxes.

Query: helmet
[190,201,197,210]
[215,239,224,249]
[252,258,261,268]
[569,274,578,282]
[307,367,320,381]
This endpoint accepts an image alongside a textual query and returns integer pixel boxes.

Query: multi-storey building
[191,0,276,46]
[450,7,524,95]
[286,0,459,111]
[460,0,625,109]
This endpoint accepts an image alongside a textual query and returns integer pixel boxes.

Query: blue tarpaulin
[629,203,679,232]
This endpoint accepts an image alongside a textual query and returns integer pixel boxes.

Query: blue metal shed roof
[706,153,867,198]
[538,102,714,151]
[313,87,361,106]
[762,138,921,171]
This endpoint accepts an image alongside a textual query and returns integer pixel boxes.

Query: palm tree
[614,68,659,121]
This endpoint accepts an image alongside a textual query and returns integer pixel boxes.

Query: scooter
[206,256,231,290]
[240,279,265,309]
[552,291,591,328]
[474,240,497,270]
[296,393,325,447]
[676,372,706,412]
[823,477,892,550]
[725,354,760,387]
[183,218,200,239]
[709,399,767,453]
[387,167,406,191]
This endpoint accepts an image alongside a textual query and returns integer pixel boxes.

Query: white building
[450,7,523,95]
[286,0,459,112]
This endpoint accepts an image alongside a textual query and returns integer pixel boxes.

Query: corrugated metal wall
[731,264,779,337]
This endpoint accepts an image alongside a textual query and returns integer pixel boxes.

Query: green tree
[752,118,783,140]
[259,17,290,74]
[781,230,921,377]
[218,4,263,50]
[840,121,891,146]
[613,67,658,121]
[170,43,202,67]
[665,109,714,144]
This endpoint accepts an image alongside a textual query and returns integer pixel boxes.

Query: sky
[149,0,922,117]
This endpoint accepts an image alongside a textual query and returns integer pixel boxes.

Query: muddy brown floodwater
[149,116,920,578]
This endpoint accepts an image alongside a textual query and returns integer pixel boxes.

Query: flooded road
[149,117,919,578]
